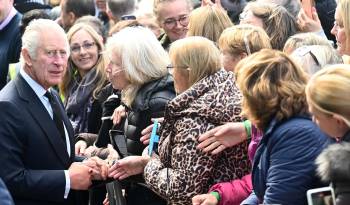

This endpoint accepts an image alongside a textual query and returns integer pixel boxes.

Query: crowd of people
[0,0,350,205]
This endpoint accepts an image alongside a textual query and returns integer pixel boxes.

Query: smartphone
[307,186,336,205]
[301,0,314,18]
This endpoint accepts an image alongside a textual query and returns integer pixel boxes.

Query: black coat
[124,74,176,156]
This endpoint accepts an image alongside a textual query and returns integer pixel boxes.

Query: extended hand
[83,157,109,180]
[68,162,93,190]
[140,117,164,145]
[197,122,246,154]
[108,156,150,180]
[75,140,87,156]
[192,193,218,205]
[297,7,322,32]
[112,105,126,125]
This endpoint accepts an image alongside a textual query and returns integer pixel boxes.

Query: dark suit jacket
[0,74,77,205]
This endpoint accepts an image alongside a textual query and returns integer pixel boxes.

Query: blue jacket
[242,115,330,205]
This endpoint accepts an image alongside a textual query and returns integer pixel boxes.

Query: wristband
[243,120,252,140]
[210,191,221,202]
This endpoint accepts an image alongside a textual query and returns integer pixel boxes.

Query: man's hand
[192,193,219,205]
[83,157,109,180]
[108,156,150,180]
[68,162,93,190]
[197,122,246,155]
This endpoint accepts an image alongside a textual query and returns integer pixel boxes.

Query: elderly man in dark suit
[0,19,107,205]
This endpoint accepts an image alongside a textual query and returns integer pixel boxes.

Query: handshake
[68,155,115,190]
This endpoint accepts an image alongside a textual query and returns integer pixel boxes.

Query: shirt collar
[0,7,18,30]
[20,68,48,98]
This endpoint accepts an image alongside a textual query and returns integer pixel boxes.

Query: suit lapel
[15,75,71,166]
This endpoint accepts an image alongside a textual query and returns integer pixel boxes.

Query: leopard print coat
[144,69,251,205]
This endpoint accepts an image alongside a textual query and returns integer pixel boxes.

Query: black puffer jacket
[124,73,175,156]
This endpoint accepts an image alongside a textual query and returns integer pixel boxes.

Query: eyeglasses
[44,49,68,58]
[162,15,189,29]
[70,42,96,54]
[166,64,189,74]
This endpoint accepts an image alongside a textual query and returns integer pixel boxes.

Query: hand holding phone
[307,186,336,205]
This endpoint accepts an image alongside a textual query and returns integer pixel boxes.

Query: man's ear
[22,48,33,67]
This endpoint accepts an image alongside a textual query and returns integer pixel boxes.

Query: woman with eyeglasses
[105,26,175,205]
[108,36,251,205]
[59,23,108,135]
[331,0,350,64]
[153,0,193,50]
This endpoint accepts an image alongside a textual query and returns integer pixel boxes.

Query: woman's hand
[192,193,218,205]
[112,105,126,125]
[140,117,164,145]
[297,7,322,32]
[201,0,222,8]
[103,194,109,205]
[197,122,246,155]
[75,140,87,156]
[108,156,150,180]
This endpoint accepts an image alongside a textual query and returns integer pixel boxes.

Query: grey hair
[257,0,301,16]
[20,19,69,64]
[107,0,136,20]
[291,45,343,75]
[105,26,169,106]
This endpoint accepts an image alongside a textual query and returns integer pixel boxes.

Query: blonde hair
[187,5,233,43]
[60,23,107,99]
[305,64,350,127]
[169,36,221,87]
[153,0,192,21]
[243,2,298,50]
[283,32,333,54]
[106,26,169,107]
[218,24,271,56]
[337,0,350,54]
[236,49,308,130]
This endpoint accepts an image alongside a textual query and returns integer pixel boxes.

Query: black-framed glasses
[70,42,96,54]
[162,15,189,29]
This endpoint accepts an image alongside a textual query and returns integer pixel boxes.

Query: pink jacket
[209,125,263,205]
